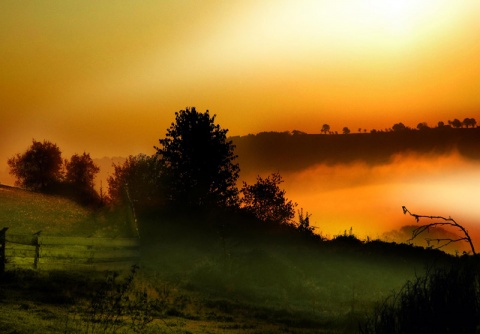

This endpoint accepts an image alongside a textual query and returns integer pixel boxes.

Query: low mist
[241,151,480,252]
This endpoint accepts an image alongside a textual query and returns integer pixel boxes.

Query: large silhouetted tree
[321,124,330,134]
[342,127,351,135]
[8,139,63,192]
[241,172,296,225]
[155,107,240,208]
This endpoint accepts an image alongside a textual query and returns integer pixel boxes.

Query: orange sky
[1,1,480,249]
[2,1,480,163]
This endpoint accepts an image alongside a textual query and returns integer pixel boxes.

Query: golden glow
[275,152,480,250]
[1,1,480,243]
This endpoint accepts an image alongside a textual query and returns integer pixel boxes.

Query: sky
[1,1,480,249]
[2,0,480,162]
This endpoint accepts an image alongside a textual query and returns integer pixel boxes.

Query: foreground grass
[0,187,456,333]
[136,210,452,333]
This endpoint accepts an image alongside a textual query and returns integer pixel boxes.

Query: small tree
[321,124,330,134]
[8,139,63,192]
[155,107,240,208]
[297,208,315,235]
[392,122,407,132]
[65,152,99,190]
[64,152,100,205]
[448,118,462,128]
[342,127,351,135]
[416,122,429,130]
[463,117,477,128]
[107,154,164,208]
[241,173,296,225]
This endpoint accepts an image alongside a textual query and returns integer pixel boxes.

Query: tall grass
[360,256,480,334]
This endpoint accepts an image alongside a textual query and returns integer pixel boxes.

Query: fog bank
[241,152,480,252]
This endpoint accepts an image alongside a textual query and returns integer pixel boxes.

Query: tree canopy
[8,139,63,192]
[64,152,101,205]
[241,172,296,225]
[107,154,164,208]
[8,140,101,205]
[155,107,240,208]
[65,152,99,190]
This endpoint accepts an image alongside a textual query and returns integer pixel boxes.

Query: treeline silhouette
[232,126,480,174]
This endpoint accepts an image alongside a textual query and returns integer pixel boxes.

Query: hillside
[232,127,480,174]
[0,185,130,237]
[0,185,458,333]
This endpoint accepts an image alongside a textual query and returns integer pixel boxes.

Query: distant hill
[231,127,480,175]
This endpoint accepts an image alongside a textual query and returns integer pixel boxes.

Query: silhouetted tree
[296,208,315,235]
[463,117,477,128]
[7,139,63,192]
[64,152,100,205]
[108,154,165,208]
[241,172,296,225]
[321,124,330,134]
[342,126,349,134]
[448,118,462,128]
[416,122,429,130]
[65,153,99,190]
[155,107,240,208]
[437,121,445,128]
[392,122,407,132]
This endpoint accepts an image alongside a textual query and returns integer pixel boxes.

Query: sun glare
[371,0,432,37]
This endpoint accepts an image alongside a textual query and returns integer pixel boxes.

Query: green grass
[137,211,450,333]
[0,186,456,333]
[0,184,133,237]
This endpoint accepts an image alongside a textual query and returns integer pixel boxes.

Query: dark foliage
[240,172,296,225]
[7,139,63,192]
[155,107,240,209]
[63,152,101,206]
[107,154,165,210]
[8,140,102,205]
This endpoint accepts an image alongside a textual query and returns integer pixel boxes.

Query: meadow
[0,184,462,333]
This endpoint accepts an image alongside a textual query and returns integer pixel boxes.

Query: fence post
[0,227,8,274]
[33,231,41,270]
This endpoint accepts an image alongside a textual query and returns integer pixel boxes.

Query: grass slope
[0,187,455,333]
[0,185,132,237]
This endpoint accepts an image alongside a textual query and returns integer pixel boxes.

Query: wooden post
[0,227,8,274]
[33,231,41,270]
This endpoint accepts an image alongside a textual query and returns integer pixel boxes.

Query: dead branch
[402,206,476,255]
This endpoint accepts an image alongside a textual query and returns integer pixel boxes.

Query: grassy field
[0,184,133,237]
[0,186,453,333]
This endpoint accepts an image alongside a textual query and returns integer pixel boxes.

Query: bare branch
[402,206,476,255]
